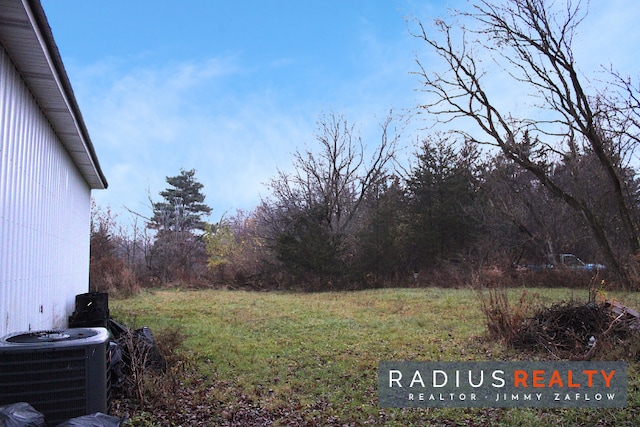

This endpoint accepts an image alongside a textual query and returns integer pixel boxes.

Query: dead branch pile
[512,300,640,360]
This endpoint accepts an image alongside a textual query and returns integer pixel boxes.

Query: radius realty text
[378,361,628,408]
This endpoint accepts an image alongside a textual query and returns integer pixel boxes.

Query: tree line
[89,0,640,292]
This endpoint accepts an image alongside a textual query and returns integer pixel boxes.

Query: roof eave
[0,0,108,190]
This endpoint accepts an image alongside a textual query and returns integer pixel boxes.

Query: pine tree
[149,169,212,234]
[405,137,481,266]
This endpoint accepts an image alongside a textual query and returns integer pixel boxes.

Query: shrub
[479,287,541,343]
[112,325,189,412]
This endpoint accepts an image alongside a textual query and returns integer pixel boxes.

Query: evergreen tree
[354,175,407,278]
[405,136,481,268]
[147,169,212,283]
[149,169,212,234]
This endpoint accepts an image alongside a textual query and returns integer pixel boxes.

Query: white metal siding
[0,43,90,336]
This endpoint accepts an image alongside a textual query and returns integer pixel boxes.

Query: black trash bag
[55,412,121,427]
[132,327,165,372]
[0,402,46,427]
[114,325,166,373]
[107,319,128,340]
[108,342,125,389]
[109,318,165,371]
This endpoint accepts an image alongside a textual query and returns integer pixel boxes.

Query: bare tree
[292,112,397,234]
[258,112,399,282]
[412,0,640,281]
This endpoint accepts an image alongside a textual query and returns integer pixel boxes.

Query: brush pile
[512,300,640,360]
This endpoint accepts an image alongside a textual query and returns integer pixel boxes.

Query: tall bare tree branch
[411,0,640,281]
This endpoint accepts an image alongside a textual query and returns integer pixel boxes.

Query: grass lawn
[111,287,640,426]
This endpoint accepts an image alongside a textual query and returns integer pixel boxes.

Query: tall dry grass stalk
[479,287,540,344]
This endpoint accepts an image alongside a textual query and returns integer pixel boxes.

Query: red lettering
[601,370,615,388]
[514,370,528,387]
[547,370,563,387]
[532,370,545,388]
[583,370,598,387]
[567,370,580,388]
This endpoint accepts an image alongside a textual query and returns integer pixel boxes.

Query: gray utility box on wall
[0,327,109,425]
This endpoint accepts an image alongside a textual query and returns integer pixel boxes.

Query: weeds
[112,324,189,414]
[479,287,541,343]
[478,285,640,362]
[110,288,640,426]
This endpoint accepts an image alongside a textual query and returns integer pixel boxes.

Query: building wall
[0,43,90,336]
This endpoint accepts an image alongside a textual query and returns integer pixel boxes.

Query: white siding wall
[0,44,90,336]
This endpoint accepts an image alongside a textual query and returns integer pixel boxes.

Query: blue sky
[40,0,640,226]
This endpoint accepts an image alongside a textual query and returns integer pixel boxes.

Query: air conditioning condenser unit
[0,327,109,425]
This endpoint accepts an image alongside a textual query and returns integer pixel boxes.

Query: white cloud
[76,37,428,224]
[84,1,623,224]
[76,55,321,222]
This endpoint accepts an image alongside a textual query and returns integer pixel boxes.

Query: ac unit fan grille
[0,348,88,422]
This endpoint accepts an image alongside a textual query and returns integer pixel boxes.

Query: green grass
[111,287,640,426]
